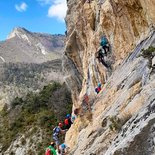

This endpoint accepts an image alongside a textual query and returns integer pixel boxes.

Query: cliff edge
[63,0,155,154]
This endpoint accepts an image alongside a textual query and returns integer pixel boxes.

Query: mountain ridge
[0,27,65,64]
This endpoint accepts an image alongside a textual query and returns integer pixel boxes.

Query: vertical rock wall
[64,0,155,103]
[63,0,155,154]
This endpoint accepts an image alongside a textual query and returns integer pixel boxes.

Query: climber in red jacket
[64,114,72,129]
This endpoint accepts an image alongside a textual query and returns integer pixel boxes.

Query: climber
[71,115,76,123]
[74,108,80,116]
[96,46,109,68]
[64,114,72,129]
[82,94,91,111]
[100,36,110,54]
[95,83,102,94]
[45,142,57,155]
[98,82,101,88]
[52,123,67,152]
[59,143,69,155]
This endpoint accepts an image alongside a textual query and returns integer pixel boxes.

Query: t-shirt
[46,146,57,155]
[53,126,61,136]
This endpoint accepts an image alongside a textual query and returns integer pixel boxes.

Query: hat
[61,143,66,149]
[98,83,101,87]
[58,122,63,127]
[66,114,71,118]
[72,116,76,120]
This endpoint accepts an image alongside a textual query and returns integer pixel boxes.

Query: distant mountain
[0,27,65,63]
[0,27,66,108]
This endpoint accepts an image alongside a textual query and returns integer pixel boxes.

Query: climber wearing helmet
[66,114,71,118]
[59,143,69,155]
[98,83,101,88]
[96,36,110,68]
[82,93,91,111]
[95,83,102,94]
[100,36,109,53]
[45,142,57,155]
[64,114,72,129]
[52,122,67,152]
[71,115,76,123]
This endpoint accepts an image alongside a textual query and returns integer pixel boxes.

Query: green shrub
[109,115,131,132]
[0,82,72,153]
[12,97,23,108]
[20,137,26,145]
[142,46,155,58]
[109,116,121,131]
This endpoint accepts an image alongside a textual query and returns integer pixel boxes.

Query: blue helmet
[98,83,101,87]
[66,114,71,118]
[72,116,76,120]
[61,143,66,149]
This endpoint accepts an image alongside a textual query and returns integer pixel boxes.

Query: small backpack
[100,37,108,47]
[95,88,99,93]
[97,87,101,92]
[45,149,52,155]
[64,119,69,125]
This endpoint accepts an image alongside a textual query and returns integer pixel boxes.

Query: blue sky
[0,0,67,41]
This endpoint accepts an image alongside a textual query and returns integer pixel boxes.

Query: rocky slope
[0,27,65,63]
[63,0,155,154]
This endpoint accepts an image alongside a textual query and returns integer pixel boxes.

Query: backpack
[64,119,69,125]
[95,88,99,93]
[45,149,52,155]
[97,87,101,92]
[99,48,106,57]
[100,37,108,47]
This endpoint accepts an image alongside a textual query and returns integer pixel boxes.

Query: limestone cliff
[63,0,155,154]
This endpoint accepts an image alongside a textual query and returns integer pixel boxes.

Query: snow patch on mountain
[0,56,5,62]
[7,28,31,45]
[36,43,47,55]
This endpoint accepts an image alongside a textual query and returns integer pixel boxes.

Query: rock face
[63,0,155,154]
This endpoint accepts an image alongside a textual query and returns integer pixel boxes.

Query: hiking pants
[101,58,109,68]
[102,45,109,55]
[53,134,59,146]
